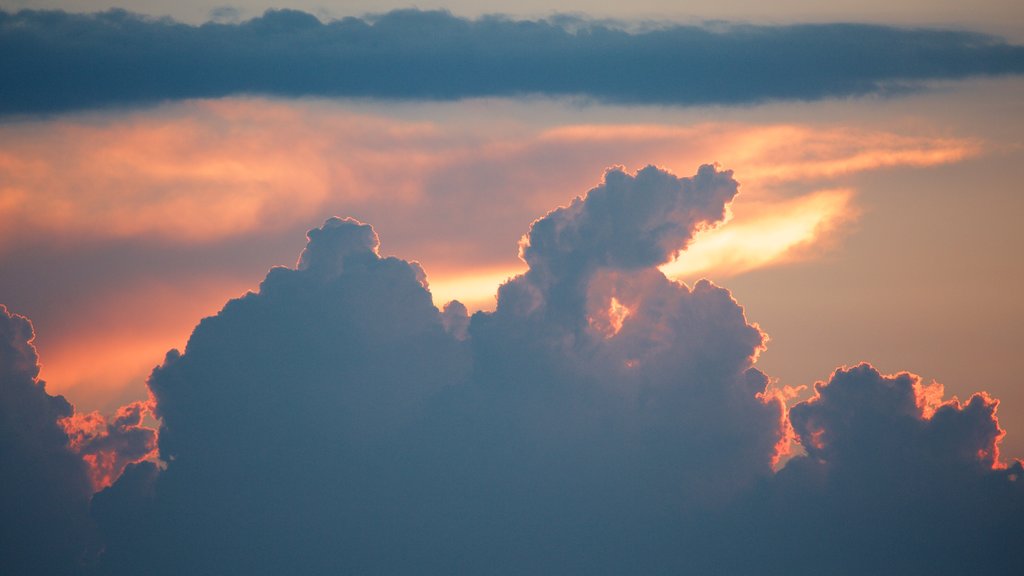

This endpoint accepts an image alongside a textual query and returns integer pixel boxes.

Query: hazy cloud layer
[74,164,1022,574]
[2,8,1023,114]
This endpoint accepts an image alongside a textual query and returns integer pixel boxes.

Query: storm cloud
[2,8,1024,114]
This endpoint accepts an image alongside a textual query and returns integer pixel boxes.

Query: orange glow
[541,123,979,186]
[587,296,633,339]
[0,101,978,253]
[1,98,986,422]
[914,379,947,418]
[35,276,254,405]
[428,266,524,312]
[608,297,630,336]
[661,189,856,281]
[60,400,158,491]
[425,190,854,315]
[0,99,447,248]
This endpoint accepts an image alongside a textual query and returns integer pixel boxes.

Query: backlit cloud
[91,166,790,573]
[661,188,857,281]
[3,162,1022,573]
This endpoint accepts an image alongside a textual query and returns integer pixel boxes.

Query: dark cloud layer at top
[2,8,1023,114]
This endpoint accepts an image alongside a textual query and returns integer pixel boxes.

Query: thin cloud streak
[662,188,858,281]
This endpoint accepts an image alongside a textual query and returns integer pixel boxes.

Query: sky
[1,1,1023,574]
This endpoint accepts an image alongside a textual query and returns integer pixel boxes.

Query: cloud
[2,8,1023,114]
[752,363,1024,575]
[93,217,474,574]
[0,305,95,573]
[90,165,789,573]
[660,188,857,281]
[60,400,158,491]
[5,161,1023,573]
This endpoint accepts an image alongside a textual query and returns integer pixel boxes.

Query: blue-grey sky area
[2,2,1024,575]
[2,8,1024,114]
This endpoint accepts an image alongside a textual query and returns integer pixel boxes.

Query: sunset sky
[2,1,1023,574]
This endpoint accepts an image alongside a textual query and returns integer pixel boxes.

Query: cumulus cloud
[1,8,1023,114]
[90,165,788,573]
[0,305,95,573]
[6,162,1023,574]
[750,363,1024,575]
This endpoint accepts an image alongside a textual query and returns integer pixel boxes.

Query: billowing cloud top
[3,163,1023,574]
[2,8,1023,114]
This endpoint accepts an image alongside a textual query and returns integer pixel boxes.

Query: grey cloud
[1,8,1023,114]
[90,165,1024,574]
[91,165,785,574]
[750,363,1024,575]
[0,305,96,574]
[5,163,1024,574]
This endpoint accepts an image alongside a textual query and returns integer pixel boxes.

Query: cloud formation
[4,162,1022,573]
[79,163,1023,574]
[0,305,95,573]
[61,400,157,491]
[2,8,1023,114]
[754,364,1024,575]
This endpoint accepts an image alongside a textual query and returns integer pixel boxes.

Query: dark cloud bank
[2,8,1024,114]
[3,164,1024,574]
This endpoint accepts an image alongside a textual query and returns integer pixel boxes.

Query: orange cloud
[0,99,450,248]
[540,123,979,186]
[661,188,858,281]
[0,100,978,254]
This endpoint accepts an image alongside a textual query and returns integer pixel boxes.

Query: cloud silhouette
[87,165,1024,574]
[89,165,787,573]
[751,364,1024,575]
[2,8,1023,114]
[4,163,1023,574]
[0,305,95,573]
